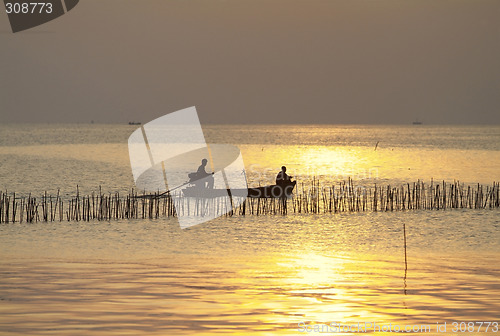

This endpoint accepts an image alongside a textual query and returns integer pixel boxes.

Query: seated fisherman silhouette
[188,158,214,189]
[276,166,293,186]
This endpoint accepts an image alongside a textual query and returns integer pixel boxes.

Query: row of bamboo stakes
[0,179,498,223]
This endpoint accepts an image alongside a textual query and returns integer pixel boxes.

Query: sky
[1,0,499,125]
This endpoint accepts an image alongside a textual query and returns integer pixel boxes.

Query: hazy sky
[1,0,499,124]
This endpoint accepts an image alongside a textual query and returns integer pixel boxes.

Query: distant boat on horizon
[412,119,423,125]
[128,121,141,125]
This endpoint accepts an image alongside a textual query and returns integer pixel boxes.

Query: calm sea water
[0,124,499,335]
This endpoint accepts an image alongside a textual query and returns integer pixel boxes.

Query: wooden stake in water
[403,220,408,296]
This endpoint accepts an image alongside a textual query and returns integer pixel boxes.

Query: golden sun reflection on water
[241,144,500,185]
[232,251,500,334]
[1,251,499,335]
[251,253,405,326]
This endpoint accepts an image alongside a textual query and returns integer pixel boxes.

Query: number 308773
[5,3,53,14]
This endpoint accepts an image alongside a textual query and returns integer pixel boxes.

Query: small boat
[412,119,422,125]
[248,181,297,198]
[128,121,141,125]
[182,181,297,199]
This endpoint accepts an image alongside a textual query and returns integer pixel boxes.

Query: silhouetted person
[276,166,292,186]
[196,158,214,189]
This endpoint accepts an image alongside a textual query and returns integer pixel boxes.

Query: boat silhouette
[182,180,297,198]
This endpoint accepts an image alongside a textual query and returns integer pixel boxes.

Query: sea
[0,124,499,335]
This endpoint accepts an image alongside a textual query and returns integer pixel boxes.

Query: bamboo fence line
[0,179,498,224]
[290,178,499,214]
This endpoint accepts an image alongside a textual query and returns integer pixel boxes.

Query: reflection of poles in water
[401,220,408,313]
[403,220,408,297]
